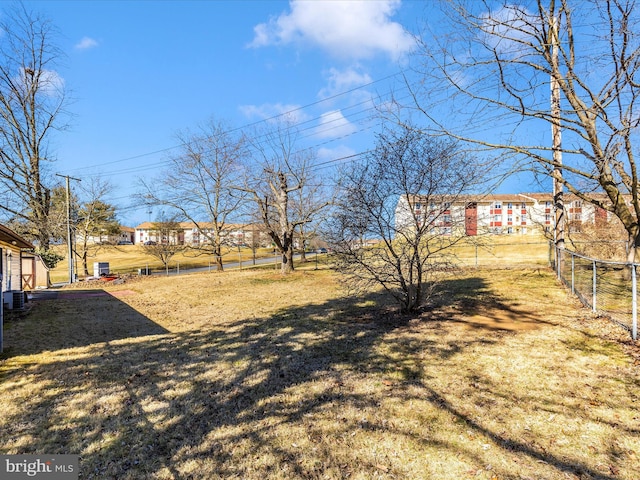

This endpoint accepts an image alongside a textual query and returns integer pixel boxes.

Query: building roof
[0,224,33,249]
[404,192,618,205]
[134,221,260,231]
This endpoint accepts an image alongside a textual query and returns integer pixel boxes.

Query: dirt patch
[110,290,137,297]
[459,307,543,331]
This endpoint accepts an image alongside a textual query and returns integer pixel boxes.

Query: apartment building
[396,192,613,236]
[134,222,271,247]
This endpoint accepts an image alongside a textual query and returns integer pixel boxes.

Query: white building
[396,193,613,236]
[134,222,271,247]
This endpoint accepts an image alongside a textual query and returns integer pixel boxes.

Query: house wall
[0,243,23,293]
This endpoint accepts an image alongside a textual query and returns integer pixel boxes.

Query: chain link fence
[450,239,637,341]
[556,247,638,341]
[453,240,552,268]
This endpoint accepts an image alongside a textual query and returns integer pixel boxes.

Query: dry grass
[49,244,280,283]
[1,266,639,479]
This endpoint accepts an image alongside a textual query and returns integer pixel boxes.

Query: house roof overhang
[0,224,33,249]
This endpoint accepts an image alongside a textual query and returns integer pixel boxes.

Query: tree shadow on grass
[0,277,631,479]
[1,289,168,357]
[430,276,560,332]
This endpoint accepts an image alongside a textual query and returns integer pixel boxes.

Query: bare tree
[327,125,484,313]
[291,171,332,262]
[139,119,248,271]
[75,179,120,276]
[142,218,185,275]
[0,4,69,249]
[408,0,640,261]
[242,121,329,274]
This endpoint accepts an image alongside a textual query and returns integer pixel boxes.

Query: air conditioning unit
[4,290,25,310]
[94,262,110,277]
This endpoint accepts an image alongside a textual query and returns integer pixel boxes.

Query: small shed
[21,251,50,289]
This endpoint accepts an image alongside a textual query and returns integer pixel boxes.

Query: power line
[58,71,408,176]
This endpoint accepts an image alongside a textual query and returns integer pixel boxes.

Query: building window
[494,202,501,209]
[507,202,512,209]
[494,215,500,222]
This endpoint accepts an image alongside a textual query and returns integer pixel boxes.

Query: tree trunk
[281,245,295,274]
[213,244,224,271]
[82,251,89,276]
[627,228,640,264]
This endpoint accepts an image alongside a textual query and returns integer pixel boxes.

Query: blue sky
[20,0,547,227]
[17,0,425,226]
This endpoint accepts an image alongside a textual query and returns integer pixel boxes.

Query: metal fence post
[592,259,597,313]
[571,253,575,294]
[632,264,637,341]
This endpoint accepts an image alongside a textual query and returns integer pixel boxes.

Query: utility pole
[551,14,565,271]
[56,173,81,284]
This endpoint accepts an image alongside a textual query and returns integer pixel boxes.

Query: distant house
[117,226,135,244]
[75,225,134,245]
[0,224,34,309]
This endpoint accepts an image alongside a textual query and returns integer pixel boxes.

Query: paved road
[28,290,60,300]
[50,253,328,286]
[141,252,329,276]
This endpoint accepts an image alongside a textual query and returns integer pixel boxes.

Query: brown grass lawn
[1,266,639,479]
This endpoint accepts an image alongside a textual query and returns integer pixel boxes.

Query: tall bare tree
[139,119,248,271]
[241,121,328,274]
[0,4,69,249]
[408,0,640,261]
[327,125,484,313]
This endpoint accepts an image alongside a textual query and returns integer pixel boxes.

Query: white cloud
[40,69,65,95]
[480,5,539,58]
[239,103,310,124]
[75,37,98,50]
[16,68,64,97]
[315,110,357,139]
[319,67,372,99]
[249,0,415,60]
